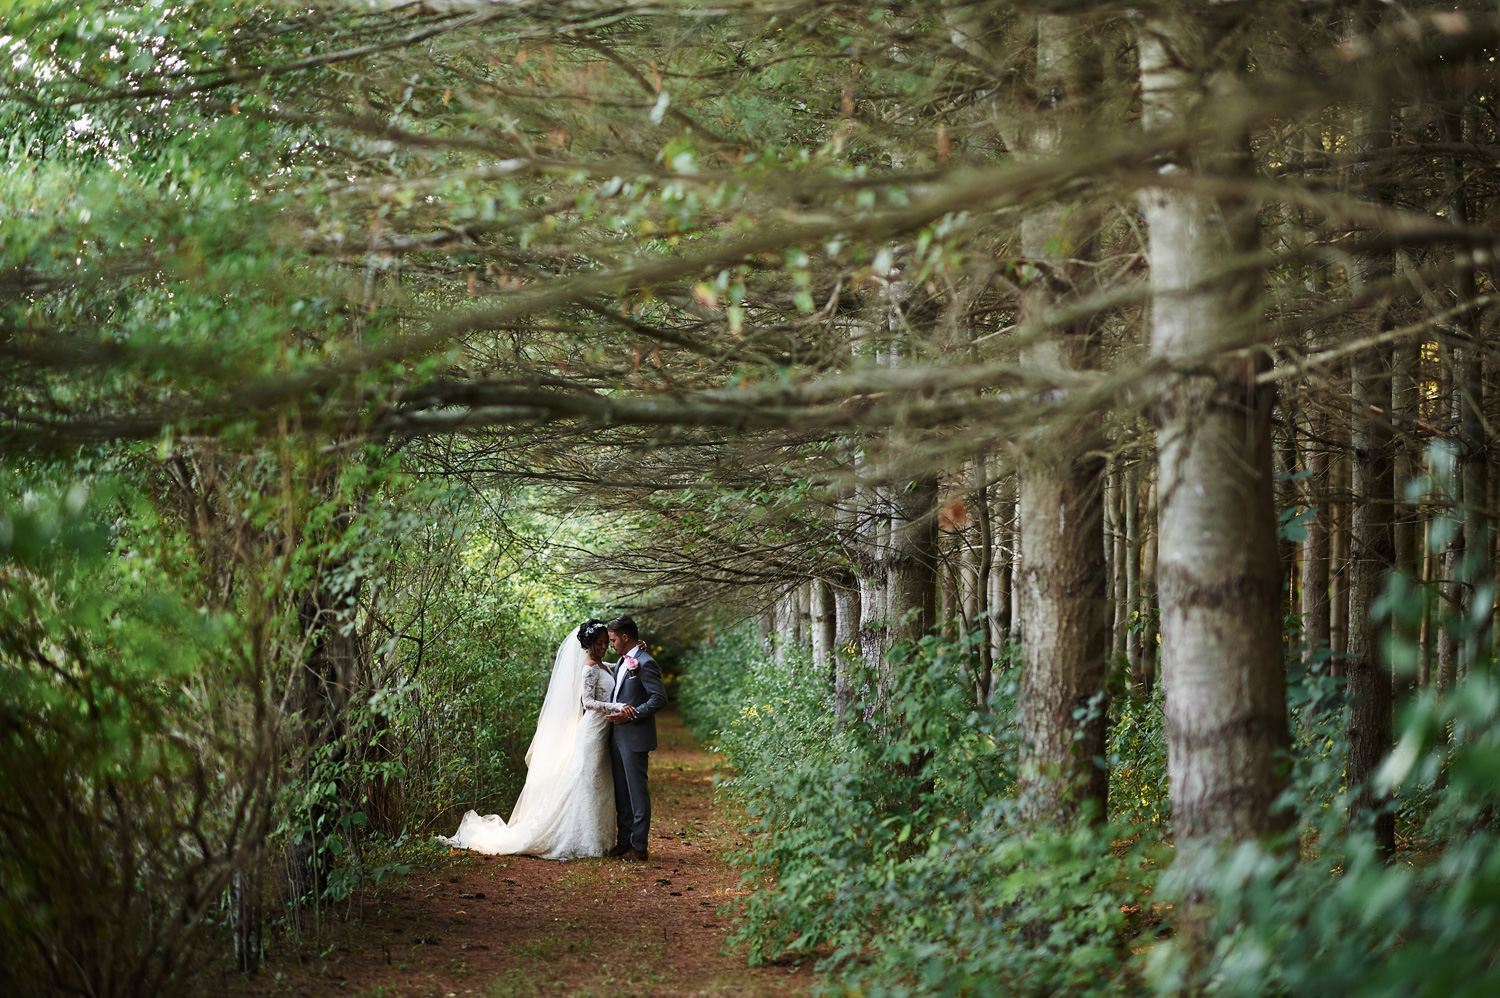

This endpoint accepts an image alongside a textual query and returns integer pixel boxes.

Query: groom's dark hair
[607,615,639,639]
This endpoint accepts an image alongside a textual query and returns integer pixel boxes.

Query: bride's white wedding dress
[438,628,625,859]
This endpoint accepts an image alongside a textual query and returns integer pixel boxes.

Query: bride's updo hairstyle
[577,619,609,649]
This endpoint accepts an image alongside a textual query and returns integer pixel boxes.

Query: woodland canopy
[4,1,1500,995]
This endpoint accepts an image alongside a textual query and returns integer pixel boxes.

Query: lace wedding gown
[438,629,625,860]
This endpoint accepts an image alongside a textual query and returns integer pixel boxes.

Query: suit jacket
[608,646,668,752]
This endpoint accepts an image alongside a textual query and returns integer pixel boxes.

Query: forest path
[241,706,811,998]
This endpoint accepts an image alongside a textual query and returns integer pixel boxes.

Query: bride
[438,619,626,859]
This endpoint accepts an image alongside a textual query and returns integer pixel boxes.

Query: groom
[604,615,668,861]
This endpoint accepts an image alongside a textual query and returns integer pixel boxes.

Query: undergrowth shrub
[685,601,1500,998]
[682,627,1166,996]
[0,474,270,998]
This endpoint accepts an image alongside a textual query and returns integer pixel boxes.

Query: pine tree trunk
[774,588,794,670]
[811,578,834,675]
[1346,350,1396,854]
[833,576,861,720]
[885,476,940,661]
[1437,347,1461,690]
[1276,426,1302,613]
[1420,521,1434,689]
[1139,474,1160,697]
[1301,439,1332,667]
[1330,448,1351,663]
[996,468,1017,646]
[1125,460,1143,680]
[1111,462,1130,663]
[856,450,889,674]
[973,456,996,701]
[1013,13,1111,827]
[1139,13,1291,858]
[1392,339,1421,700]
[1344,83,1396,855]
[1446,103,1492,666]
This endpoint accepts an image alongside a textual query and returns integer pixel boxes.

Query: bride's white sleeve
[580,665,625,714]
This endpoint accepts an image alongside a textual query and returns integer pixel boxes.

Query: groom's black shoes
[608,843,631,858]
[620,848,648,862]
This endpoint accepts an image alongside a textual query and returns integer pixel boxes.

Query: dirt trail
[240,706,810,997]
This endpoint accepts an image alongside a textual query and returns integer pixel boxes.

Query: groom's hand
[606,705,639,724]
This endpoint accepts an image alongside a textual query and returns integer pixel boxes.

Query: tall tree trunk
[1392,338,1421,700]
[1345,80,1396,855]
[1010,503,1024,646]
[1301,438,1332,667]
[1138,11,1291,865]
[811,578,834,675]
[1347,352,1396,853]
[1125,458,1144,685]
[1276,426,1302,614]
[996,468,1018,646]
[1111,462,1130,663]
[973,455,996,702]
[1104,467,1118,649]
[1391,338,1421,580]
[1437,346,1461,690]
[856,445,890,675]
[885,475,940,661]
[773,588,793,670]
[1420,520,1435,689]
[1140,474,1159,697]
[1014,13,1110,827]
[1330,447,1351,663]
[1445,101,1492,667]
[833,573,861,720]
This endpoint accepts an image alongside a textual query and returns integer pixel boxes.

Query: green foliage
[381,494,600,833]
[1144,455,1500,997]
[1107,683,1170,831]
[0,467,266,997]
[1148,673,1500,998]
[0,437,605,988]
[683,608,1500,998]
[682,627,1164,996]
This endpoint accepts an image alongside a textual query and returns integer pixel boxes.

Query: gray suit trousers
[606,650,667,853]
[609,737,651,852]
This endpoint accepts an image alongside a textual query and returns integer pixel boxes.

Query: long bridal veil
[437,625,594,855]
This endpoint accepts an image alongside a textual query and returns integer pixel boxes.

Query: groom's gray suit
[607,644,668,853]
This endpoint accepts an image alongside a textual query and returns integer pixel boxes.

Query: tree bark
[1445,102,1492,667]
[1345,80,1396,855]
[1014,13,1110,827]
[996,468,1018,646]
[833,573,861,720]
[973,456,996,702]
[1113,463,1131,663]
[1420,519,1434,689]
[1437,346,1461,690]
[1301,438,1332,668]
[1330,447,1351,663]
[1139,12,1291,858]
[1125,458,1143,682]
[1139,474,1159,697]
[885,475,940,661]
[1346,352,1395,853]
[811,578,834,675]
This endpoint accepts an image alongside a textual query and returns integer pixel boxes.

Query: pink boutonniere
[623,655,639,672]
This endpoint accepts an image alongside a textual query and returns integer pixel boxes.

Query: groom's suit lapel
[611,643,645,700]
